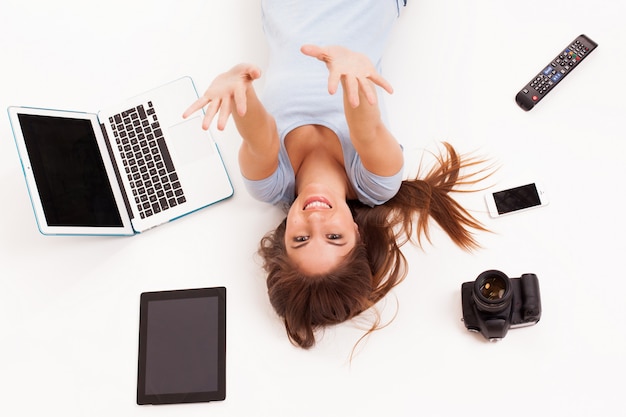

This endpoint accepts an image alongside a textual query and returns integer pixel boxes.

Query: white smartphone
[485,182,549,217]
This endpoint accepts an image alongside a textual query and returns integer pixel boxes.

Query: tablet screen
[137,287,226,405]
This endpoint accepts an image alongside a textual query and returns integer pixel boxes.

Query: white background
[1,1,625,416]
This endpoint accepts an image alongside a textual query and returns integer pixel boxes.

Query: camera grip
[520,273,542,322]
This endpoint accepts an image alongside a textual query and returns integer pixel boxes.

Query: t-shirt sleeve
[242,167,286,205]
[351,163,403,207]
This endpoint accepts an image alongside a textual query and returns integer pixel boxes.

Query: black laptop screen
[17,113,123,227]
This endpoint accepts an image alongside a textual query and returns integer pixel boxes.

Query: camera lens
[473,270,512,313]
[479,276,507,300]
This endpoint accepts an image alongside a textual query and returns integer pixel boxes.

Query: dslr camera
[461,270,541,341]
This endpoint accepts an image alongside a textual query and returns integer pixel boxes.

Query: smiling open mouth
[303,197,332,210]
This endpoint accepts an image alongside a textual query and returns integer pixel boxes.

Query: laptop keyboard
[109,102,186,219]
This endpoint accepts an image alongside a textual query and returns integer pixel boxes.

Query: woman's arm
[183,64,279,180]
[301,45,403,177]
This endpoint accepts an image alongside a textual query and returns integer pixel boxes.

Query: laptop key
[156,137,176,173]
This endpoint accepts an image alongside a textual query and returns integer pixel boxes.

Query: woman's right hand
[300,44,393,109]
[183,63,262,131]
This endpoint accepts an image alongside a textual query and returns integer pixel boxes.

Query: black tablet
[137,287,226,405]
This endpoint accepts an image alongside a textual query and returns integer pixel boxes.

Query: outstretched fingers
[182,63,262,131]
[301,44,339,94]
[183,96,216,131]
[343,75,360,107]
[182,96,207,120]
[300,44,326,61]
[233,83,248,117]
[368,72,394,95]
[301,44,393,106]
[215,98,232,131]
[345,74,393,107]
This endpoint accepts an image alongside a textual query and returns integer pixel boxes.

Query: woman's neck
[296,147,350,196]
[285,125,355,199]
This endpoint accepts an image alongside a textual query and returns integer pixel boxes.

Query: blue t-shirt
[242,0,405,207]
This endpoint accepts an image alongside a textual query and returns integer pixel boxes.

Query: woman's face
[285,184,359,274]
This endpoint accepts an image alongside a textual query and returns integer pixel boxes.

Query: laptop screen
[17,113,123,227]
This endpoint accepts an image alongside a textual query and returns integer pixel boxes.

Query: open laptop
[8,77,234,236]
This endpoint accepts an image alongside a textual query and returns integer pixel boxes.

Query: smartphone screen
[492,183,542,215]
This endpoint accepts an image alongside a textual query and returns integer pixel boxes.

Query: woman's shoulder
[242,141,295,206]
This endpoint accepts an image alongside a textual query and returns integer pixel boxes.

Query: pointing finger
[183,96,208,119]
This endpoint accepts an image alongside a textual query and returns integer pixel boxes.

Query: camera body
[461,270,541,341]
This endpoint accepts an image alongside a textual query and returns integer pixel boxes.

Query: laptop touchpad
[167,116,215,165]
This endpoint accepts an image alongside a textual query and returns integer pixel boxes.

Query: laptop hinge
[101,122,134,220]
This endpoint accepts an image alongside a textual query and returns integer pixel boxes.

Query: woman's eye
[326,234,342,240]
[294,236,309,242]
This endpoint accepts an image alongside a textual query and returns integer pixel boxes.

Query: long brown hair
[258,142,490,349]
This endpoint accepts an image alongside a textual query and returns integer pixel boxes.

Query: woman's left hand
[300,44,393,108]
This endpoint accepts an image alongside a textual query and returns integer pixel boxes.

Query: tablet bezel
[7,106,134,236]
[137,287,226,405]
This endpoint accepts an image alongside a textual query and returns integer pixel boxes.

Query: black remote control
[515,34,598,111]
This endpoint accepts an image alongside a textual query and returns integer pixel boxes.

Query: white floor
[1,1,624,416]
